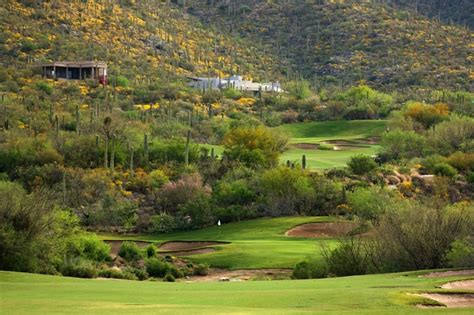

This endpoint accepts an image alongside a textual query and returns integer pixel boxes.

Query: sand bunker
[417,293,474,308]
[159,241,227,251]
[158,241,229,256]
[333,145,370,151]
[292,143,319,150]
[441,280,474,290]
[163,248,216,257]
[421,270,474,278]
[105,240,153,257]
[187,269,292,282]
[285,222,356,238]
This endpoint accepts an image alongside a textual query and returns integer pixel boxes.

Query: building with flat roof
[41,61,107,84]
[187,75,283,93]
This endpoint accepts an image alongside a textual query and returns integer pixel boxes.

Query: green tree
[223,126,288,168]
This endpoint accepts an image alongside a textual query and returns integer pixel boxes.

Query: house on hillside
[187,75,283,94]
[41,61,108,84]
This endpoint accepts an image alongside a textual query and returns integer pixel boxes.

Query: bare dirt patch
[421,270,474,278]
[285,222,356,238]
[417,293,474,308]
[104,240,153,257]
[441,280,474,290]
[162,248,216,257]
[292,143,319,150]
[333,144,371,151]
[186,268,292,282]
[159,241,228,251]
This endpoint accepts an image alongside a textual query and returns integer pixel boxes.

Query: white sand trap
[417,293,474,308]
[441,280,474,290]
[421,270,474,278]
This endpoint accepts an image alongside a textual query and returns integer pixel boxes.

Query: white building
[187,75,284,93]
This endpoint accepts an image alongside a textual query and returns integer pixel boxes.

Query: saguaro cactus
[144,133,149,166]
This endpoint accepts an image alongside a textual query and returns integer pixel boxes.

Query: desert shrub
[446,152,474,173]
[292,259,328,279]
[160,173,211,213]
[0,181,78,273]
[148,213,176,233]
[163,272,176,282]
[118,242,142,261]
[60,258,98,278]
[223,126,288,168]
[324,238,369,276]
[178,195,214,229]
[66,234,111,263]
[145,244,157,258]
[213,179,256,207]
[318,143,334,151]
[257,167,314,216]
[193,263,210,276]
[446,237,474,268]
[347,186,397,221]
[121,269,139,281]
[214,205,257,223]
[149,169,169,189]
[348,155,377,175]
[370,201,473,272]
[428,115,474,155]
[381,130,429,160]
[123,267,148,281]
[433,163,458,178]
[420,154,446,174]
[467,172,474,184]
[309,175,344,215]
[168,265,184,278]
[145,257,169,277]
[98,268,125,279]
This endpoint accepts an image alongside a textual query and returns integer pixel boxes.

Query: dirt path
[285,222,356,238]
[162,248,215,257]
[186,269,292,282]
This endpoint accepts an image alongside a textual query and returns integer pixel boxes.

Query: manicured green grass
[281,145,380,169]
[278,120,387,144]
[102,217,336,269]
[277,120,386,169]
[201,120,386,169]
[1,270,472,314]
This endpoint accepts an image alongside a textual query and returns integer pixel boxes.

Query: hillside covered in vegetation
[0,0,284,82]
[186,0,473,90]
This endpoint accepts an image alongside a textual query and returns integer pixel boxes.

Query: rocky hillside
[0,0,285,83]
[186,0,473,91]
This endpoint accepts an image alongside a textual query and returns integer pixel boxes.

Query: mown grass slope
[1,270,473,314]
[278,120,387,144]
[102,217,336,269]
[277,120,385,169]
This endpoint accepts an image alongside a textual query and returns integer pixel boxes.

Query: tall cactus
[75,104,80,135]
[144,133,149,166]
[185,110,191,165]
[130,148,134,178]
[110,136,115,171]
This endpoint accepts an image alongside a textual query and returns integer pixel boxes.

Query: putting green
[101,217,337,269]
